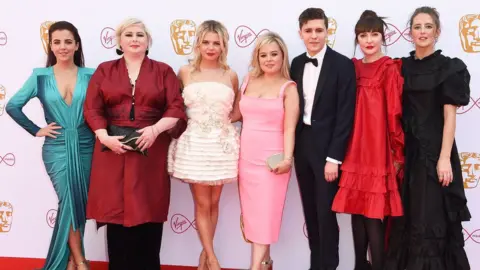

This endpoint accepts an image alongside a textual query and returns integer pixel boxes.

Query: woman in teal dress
[6,21,94,270]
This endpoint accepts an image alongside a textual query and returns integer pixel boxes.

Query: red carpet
[0,257,241,270]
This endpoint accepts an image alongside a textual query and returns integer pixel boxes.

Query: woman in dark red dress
[331,10,404,270]
[84,18,186,269]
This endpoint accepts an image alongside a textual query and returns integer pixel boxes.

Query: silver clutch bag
[266,153,284,170]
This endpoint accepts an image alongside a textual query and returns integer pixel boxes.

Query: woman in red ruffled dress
[331,10,404,270]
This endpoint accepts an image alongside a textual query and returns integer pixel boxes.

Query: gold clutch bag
[266,153,284,170]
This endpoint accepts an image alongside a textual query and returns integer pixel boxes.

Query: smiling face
[299,19,327,56]
[410,13,440,50]
[258,41,284,76]
[119,24,149,55]
[49,29,78,64]
[198,31,223,62]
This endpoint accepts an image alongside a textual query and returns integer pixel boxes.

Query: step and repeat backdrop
[0,0,478,269]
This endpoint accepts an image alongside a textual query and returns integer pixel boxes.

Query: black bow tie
[305,57,318,67]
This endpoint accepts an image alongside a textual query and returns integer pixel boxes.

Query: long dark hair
[46,21,85,67]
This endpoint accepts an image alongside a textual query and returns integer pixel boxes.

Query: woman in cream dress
[168,20,240,270]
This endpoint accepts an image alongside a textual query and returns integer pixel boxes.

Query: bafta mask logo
[0,32,7,46]
[40,21,56,54]
[0,201,13,233]
[460,152,480,189]
[170,20,196,55]
[100,27,116,49]
[327,18,338,48]
[459,14,480,53]
[0,84,6,116]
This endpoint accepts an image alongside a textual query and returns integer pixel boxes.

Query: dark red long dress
[84,56,186,227]
[332,56,404,219]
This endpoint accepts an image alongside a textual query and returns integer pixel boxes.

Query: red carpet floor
[0,257,242,270]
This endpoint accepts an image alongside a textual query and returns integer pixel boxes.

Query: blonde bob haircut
[115,18,153,50]
[190,20,230,71]
[249,32,291,79]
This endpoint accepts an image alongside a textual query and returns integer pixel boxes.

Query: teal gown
[6,67,95,269]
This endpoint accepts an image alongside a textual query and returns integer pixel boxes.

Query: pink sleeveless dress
[238,76,295,244]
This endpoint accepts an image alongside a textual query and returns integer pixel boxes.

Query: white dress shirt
[302,45,341,165]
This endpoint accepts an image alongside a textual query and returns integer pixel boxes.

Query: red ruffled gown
[332,56,404,219]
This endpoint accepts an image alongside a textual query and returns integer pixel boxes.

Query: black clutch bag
[101,125,148,156]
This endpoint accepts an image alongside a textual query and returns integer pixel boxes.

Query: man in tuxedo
[290,8,356,270]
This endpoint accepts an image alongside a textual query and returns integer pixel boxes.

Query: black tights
[352,215,385,270]
[106,222,164,270]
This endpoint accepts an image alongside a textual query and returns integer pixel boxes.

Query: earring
[146,49,149,55]
[116,48,123,55]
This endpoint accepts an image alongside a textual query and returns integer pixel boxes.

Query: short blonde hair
[116,18,153,50]
[249,32,290,79]
[190,20,229,71]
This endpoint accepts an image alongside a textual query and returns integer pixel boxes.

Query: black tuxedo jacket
[290,46,356,163]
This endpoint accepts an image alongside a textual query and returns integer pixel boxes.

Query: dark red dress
[84,56,186,227]
[332,56,404,219]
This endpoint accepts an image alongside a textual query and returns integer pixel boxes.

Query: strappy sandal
[261,259,273,269]
[76,260,91,270]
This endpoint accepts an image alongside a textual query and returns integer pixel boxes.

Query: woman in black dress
[385,6,471,270]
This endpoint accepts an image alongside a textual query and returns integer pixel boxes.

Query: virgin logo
[46,209,57,228]
[457,97,480,114]
[234,25,269,48]
[384,23,412,46]
[0,153,15,166]
[0,32,7,46]
[170,213,197,234]
[100,27,116,49]
[463,228,480,244]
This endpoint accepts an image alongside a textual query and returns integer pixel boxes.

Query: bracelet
[284,156,293,162]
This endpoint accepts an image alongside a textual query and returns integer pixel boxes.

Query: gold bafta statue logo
[170,19,196,55]
[0,84,6,116]
[40,21,56,54]
[0,201,13,233]
[459,14,480,53]
[327,18,338,48]
[460,152,480,189]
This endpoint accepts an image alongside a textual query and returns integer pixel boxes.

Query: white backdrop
[0,0,479,269]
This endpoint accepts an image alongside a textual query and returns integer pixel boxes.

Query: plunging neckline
[50,66,80,108]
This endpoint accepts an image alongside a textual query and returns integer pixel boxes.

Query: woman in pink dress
[230,32,300,270]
